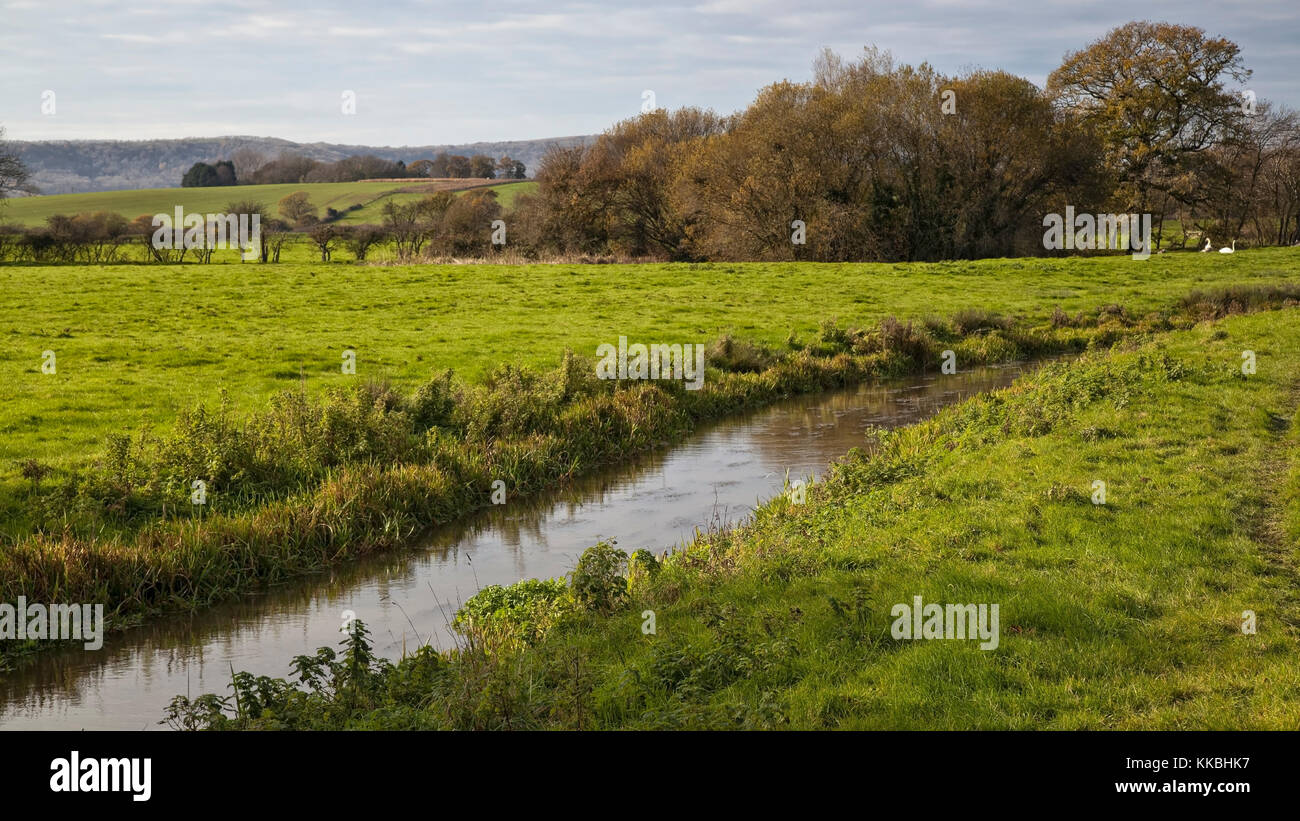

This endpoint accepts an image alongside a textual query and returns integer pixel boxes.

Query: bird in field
[1219,240,1236,254]
[1201,238,1212,252]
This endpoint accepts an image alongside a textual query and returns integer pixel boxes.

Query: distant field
[0,179,535,227]
[337,180,536,223]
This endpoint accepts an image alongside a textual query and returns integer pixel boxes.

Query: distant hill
[10,135,593,194]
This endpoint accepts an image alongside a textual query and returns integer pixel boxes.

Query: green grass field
[337,181,535,223]
[0,179,534,227]
[2,249,1296,476]
[705,311,1300,728]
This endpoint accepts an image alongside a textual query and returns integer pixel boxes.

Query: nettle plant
[570,540,629,614]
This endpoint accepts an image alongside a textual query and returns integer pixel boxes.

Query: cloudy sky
[3,0,1298,145]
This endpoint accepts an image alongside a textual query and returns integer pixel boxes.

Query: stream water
[0,360,1041,730]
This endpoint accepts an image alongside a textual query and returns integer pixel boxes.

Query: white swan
[1219,240,1236,254]
[1200,238,1212,252]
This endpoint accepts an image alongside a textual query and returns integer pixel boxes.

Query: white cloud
[0,0,1295,144]
[101,33,182,44]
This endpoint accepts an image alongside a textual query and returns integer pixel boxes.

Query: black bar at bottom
[0,730,1287,809]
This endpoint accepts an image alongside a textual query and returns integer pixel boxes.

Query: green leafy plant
[571,540,629,614]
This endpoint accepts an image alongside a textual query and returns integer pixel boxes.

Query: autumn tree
[469,154,496,178]
[407,159,435,178]
[447,154,472,178]
[938,70,1089,258]
[1048,21,1250,213]
[529,144,611,254]
[435,190,502,255]
[429,152,473,178]
[530,107,724,258]
[496,156,526,179]
[278,191,317,227]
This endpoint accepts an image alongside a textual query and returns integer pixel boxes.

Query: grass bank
[166,306,1300,729]
[2,303,1109,666]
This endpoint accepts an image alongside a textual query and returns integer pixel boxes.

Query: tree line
[0,190,510,264]
[508,22,1300,260]
[179,151,527,187]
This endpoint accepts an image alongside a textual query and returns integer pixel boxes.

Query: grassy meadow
[336,180,535,223]
[0,178,533,227]
[3,249,1297,476]
[170,307,1300,729]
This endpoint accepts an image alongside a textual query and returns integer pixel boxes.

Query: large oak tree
[1048,21,1250,212]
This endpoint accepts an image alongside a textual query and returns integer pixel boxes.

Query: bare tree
[308,223,339,261]
[224,199,273,261]
[264,218,293,262]
[231,147,269,180]
[0,126,36,200]
[342,225,386,261]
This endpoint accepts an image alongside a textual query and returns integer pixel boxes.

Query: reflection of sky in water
[0,362,1037,730]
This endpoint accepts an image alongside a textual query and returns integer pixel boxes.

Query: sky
[2,0,1298,146]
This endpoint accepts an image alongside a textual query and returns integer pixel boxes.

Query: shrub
[409,370,458,432]
[878,316,934,363]
[1179,284,1300,320]
[707,335,778,373]
[17,458,52,487]
[950,308,1011,335]
[456,364,565,442]
[627,549,661,592]
[816,318,853,352]
[454,578,574,649]
[342,224,386,261]
[571,541,629,613]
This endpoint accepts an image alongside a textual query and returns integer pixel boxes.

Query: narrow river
[0,361,1041,729]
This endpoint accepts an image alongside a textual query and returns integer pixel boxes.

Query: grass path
[1257,381,1300,635]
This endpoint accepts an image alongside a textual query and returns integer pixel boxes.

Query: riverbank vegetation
[166,306,1300,729]
[0,300,1108,662]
